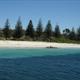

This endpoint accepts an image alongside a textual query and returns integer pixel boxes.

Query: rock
[46,46,57,48]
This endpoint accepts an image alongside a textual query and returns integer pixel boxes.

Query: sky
[0,0,80,30]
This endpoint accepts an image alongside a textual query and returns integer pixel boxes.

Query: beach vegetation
[0,18,80,43]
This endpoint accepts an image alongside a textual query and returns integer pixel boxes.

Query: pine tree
[44,20,52,38]
[54,25,61,37]
[3,19,10,39]
[25,20,34,38]
[13,17,23,39]
[36,19,43,38]
[69,27,76,40]
[77,27,80,40]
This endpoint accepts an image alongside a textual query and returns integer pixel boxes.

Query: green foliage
[53,36,80,43]
[44,20,52,38]
[69,27,76,40]
[0,29,4,38]
[77,27,80,40]
[63,28,70,38]
[55,25,61,38]
[36,19,43,38]
[25,20,35,38]
[13,17,24,39]
[3,19,11,39]
[25,36,33,41]
[0,18,80,44]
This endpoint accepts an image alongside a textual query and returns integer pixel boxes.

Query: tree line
[0,18,80,43]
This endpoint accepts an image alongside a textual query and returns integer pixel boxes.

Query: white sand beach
[0,40,80,48]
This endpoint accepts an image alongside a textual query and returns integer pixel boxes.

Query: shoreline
[0,40,80,48]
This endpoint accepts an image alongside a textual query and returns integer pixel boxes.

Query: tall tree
[25,20,34,38]
[3,19,10,39]
[54,25,61,37]
[44,20,52,38]
[69,27,76,40]
[77,27,80,40]
[13,17,23,38]
[63,28,70,38]
[36,19,43,38]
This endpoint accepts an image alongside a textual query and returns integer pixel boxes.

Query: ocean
[0,48,80,80]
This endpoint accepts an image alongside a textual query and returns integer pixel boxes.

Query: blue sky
[0,0,80,30]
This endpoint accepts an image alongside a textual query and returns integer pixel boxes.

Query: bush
[25,36,33,41]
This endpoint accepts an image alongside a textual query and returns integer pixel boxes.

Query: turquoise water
[0,48,80,58]
[0,48,80,80]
